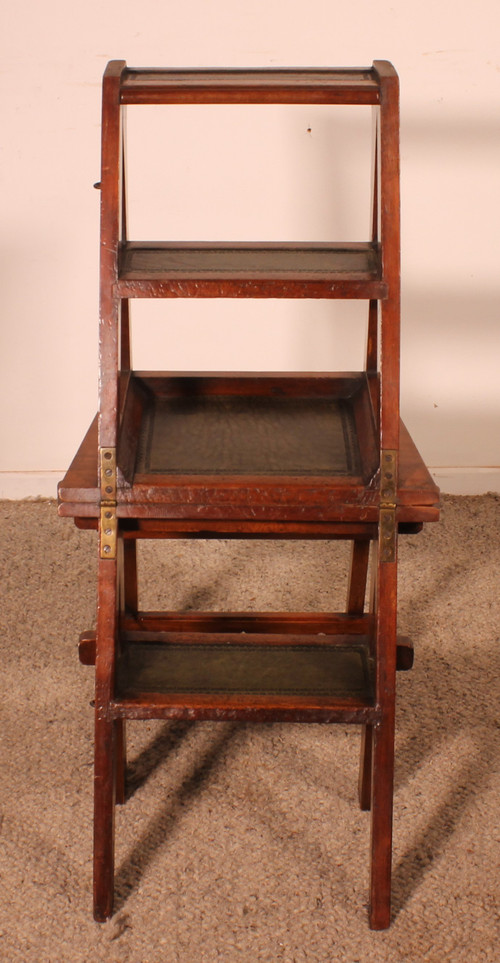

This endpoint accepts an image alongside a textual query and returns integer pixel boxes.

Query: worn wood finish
[117,242,387,300]
[58,60,439,928]
[110,698,379,726]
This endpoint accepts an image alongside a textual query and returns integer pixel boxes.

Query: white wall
[1,0,499,496]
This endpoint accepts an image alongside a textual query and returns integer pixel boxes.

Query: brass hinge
[379,449,397,563]
[99,448,117,559]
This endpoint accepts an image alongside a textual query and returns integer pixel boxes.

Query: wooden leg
[93,552,119,922]
[346,540,374,811]
[369,710,395,930]
[369,540,397,931]
[93,714,116,922]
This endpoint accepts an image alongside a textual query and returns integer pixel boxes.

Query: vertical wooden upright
[369,62,400,929]
[93,61,126,923]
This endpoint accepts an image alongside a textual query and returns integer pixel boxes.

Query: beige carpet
[1,495,500,962]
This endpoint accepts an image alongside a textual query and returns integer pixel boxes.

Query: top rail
[117,66,384,105]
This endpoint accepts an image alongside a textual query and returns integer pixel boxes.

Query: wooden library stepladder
[58,60,439,929]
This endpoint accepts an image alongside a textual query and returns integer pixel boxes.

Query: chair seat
[59,372,439,525]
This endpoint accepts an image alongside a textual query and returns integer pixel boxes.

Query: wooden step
[111,630,376,723]
[119,67,381,106]
[116,242,387,300]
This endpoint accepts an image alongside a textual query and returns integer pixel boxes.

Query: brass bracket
[99,448,117,559]
[379,449,397,563]
[100,505,117,559]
